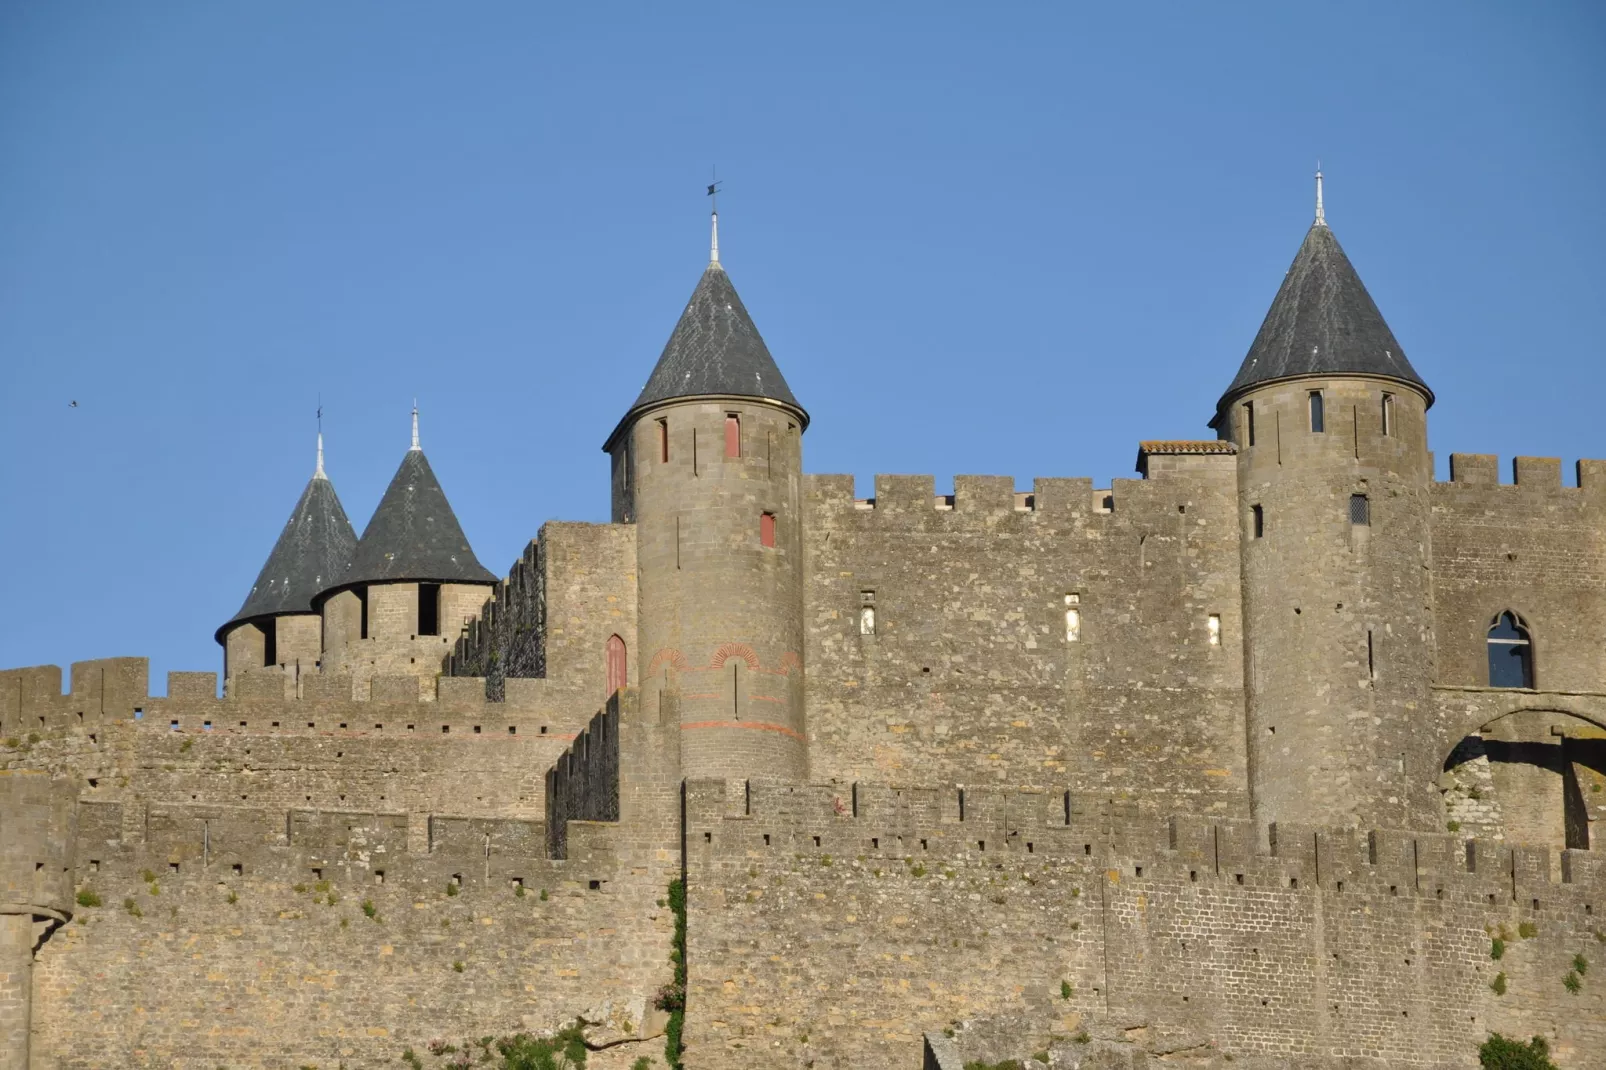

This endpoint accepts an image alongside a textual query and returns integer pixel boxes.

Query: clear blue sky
[2,3,1602,688]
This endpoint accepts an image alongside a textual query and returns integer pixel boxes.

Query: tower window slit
[657,419,669,463]
[1064,593,1081,642]
[262,623,277,667]
[1252,504,1264,539]
[1309,391,1325,433]
[760,511,776,548]
[418,583,440,636]
[725,413,741,458]
[1381,393,1394,436]
[1349,494,1370,526]
[1243,401,1255,446]
[859,590,876,636]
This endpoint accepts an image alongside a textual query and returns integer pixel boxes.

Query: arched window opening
[605,634,627,697]
[1486,612,1534,689]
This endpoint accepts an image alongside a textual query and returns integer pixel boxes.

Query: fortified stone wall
[0,658,618,820]
[682,779,1606,1070]
[33,798,671,1070]
[1432,455,1606,693]
[802,464,1247,816]
[447,522,637,710]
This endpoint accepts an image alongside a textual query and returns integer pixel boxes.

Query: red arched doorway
[606,634,627,697]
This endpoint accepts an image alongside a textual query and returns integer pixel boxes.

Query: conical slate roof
[323,447,496,595]
[1214,222,1431,423]
[216,467,357,643]
[605,260,806,449]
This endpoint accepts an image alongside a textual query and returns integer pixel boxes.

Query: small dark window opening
[1349,494,1370,526]
[1309,391,1325,433]
[1252,504,1265,539]
[1381,393,1394,436]
[418,583,440,636]
[1487,611,1534,688]
[262,623,277,667]
[725,413,741,458]
[657,419,669,463]
[1243,401,1256,447]
[357,586,369,639]
[760,511,776,548]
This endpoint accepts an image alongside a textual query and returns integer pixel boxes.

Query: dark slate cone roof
[1214,223,1432,423]
[325,449,497,595]
[217,473,358,643]
[606,263,806,448]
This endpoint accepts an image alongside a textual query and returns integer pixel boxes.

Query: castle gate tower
[215,432,357,691]
[604,210,809,782]
[314,410,497,697]
[0,772,77,1070]
[1212,174,1439,834]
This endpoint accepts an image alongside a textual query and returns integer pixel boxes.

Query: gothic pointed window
[605,634,627,697]
[1486,612,1534,689]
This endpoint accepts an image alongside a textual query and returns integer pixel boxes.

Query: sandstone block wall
[802,466,1247,816]
[682,778,1606,1070]
[34,799,671,1070]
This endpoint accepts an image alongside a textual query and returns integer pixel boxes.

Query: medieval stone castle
[2,180,1603,1069]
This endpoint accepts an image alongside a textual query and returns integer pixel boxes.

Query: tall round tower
[1212,172,1438,834]
[604,209,809,782]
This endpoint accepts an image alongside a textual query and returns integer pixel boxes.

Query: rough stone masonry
[2,185,1604,1068]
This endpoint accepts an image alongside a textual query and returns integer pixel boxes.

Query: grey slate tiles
[218,472,357,640]
[1218,222,1432,416]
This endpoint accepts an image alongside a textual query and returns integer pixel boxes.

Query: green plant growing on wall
[140,869,156,883]
[962,1060,1024,1070]
[631,1059,652,1070]
[75,889,101,908]
[1562,971,1580,994]
[1060,980,1072,1000]
[453,961,465,973]
[1490,938,1505,960]
[1447,820,1461,832]
[446,882,459,897]
[1478,1033,1557,1069]
[400,1049,423,1069]
[1490,972,1507,996]
[227,891,238,905]
[657,877,687,1070]
[361,899,378,920]
[909,863,927,878]
[540,888,549,902]
[1517,921,1537,940]
[492,1022,589,1068]
[1572,953,1588,975]
[123,897,141,918]
[179,738,193,753]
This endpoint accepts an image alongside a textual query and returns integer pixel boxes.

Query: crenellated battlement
[71,798,622,885]
[806,461,1237,528]
[0,658,574,741]
[1442,453,1606,494]
[682,778,1606,910]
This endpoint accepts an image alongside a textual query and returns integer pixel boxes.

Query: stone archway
[1441,708,1606,850]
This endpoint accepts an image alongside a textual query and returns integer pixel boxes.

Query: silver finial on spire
[1314,163,1326,227]
[410,400,420,451]
[707,172,722,266]
[314,398,327,478]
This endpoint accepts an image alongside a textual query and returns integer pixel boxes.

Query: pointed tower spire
[216,455,358,645]
[1211,177,1431,428]
[710,209,720,266]
[410,400,420,451]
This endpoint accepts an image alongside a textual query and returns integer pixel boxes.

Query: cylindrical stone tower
[0,771,78,1070]
[1213,176,1439,834]
[605,212,809,782]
